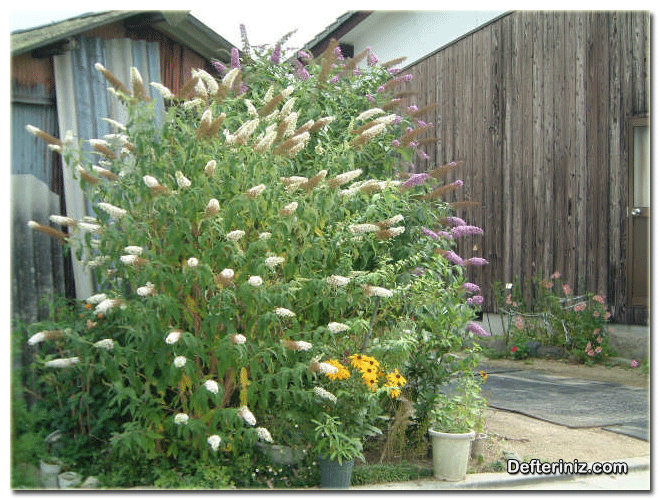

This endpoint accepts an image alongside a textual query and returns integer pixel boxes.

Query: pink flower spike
[465,257,489,267]
[402,172,430,188]
[463,282,481,293]
[467,322,491,337]
[212,61,226,73]
[231,47,241,69]
[421,226,440,239]
[451,225,484,238]
[443,251,465,266]
[367,47,378,66]
[444,216,467,227]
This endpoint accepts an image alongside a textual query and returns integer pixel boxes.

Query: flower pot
[428,428,475,481]
[58,471,82,489]
[39,458,63,488]
[256,442,305,465]
[318,457,355,489]
[470,433,488,459]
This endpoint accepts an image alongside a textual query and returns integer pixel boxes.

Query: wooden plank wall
[398,11,650,323]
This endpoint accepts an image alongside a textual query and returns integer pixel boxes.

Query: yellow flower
[362,368,379,391]
[388,387,402,398]
[324,359,351,381]
[385,369,407,387]
[349,353,380,373]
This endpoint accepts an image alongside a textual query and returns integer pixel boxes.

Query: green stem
[360,296,380,353]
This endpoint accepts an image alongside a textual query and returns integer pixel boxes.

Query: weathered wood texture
[398,11,649,324]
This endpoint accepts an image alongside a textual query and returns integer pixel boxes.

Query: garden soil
[367,358,650,474]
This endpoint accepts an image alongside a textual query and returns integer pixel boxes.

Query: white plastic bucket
[39,458,63,489]
[428,428,475,481]
[58,471,82,489]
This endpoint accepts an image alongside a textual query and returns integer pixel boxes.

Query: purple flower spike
[367,47,379,66]
[421,227,440,239]
[412,267,427,276]
[298,50,312,60]
[212,61,226,73]
[467,295,484,306]
[333,46,344,60]
[449,179,464,189]
[467,322,491,337]
[231,47,241,69]
[465,257,489,266]
[270,44,282,65]
[437,231,453,239]
[443,251,465,266]
[295,61,310,81]
[444,216,466,227]
[366,93,376,102]
[392,139,401,147]
[463,282,481,293]
[330,75,340,84]
[451,225,485,238]
[402,172,431,188]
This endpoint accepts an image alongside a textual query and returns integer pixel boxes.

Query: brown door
[627,116,650,307]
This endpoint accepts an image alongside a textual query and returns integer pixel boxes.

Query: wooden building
[309,11,650,324]
[11,11,233,324]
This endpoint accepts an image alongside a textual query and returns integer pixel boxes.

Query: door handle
[631,208,642,216]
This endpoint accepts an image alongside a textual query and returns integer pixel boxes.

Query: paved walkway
[350,456,650,490]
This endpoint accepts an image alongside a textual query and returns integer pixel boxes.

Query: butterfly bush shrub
[23,36,490,483]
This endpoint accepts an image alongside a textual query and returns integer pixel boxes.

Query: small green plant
[154,463,234,489]
[429,372,487,434]
[312,414,365,465]
[352,462,432,485]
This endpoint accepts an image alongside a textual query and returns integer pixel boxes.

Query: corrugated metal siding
[11,78,68,322]
[53,36,164,299]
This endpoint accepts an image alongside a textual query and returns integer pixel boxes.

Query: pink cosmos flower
[630,359,638,368]
[562,284,572,295]
[514,315,525,330]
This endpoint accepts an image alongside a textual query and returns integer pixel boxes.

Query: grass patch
[352,462,433,485]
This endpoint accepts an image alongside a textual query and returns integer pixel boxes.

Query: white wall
[341,11,508,68]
